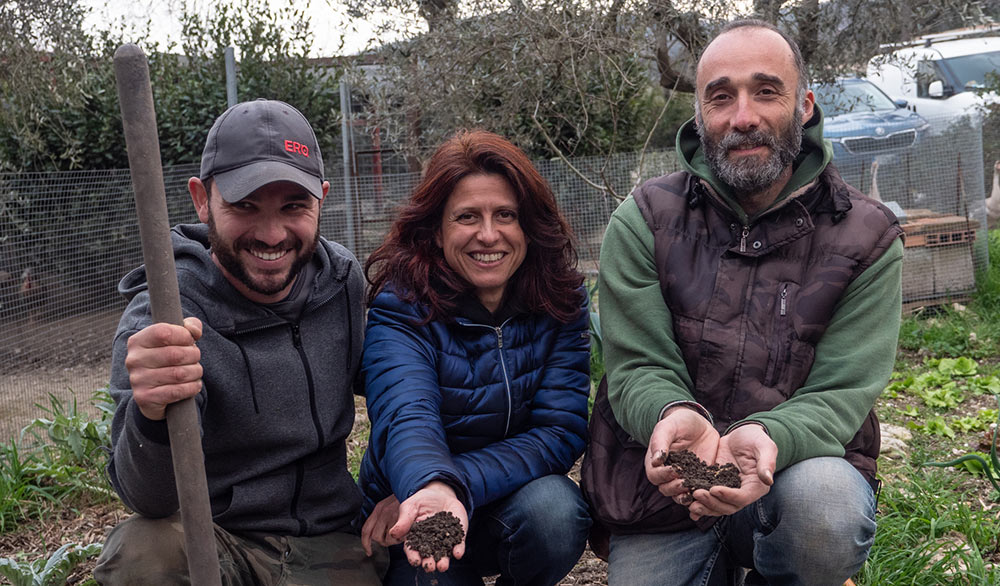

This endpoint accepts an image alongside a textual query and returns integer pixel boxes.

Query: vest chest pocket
[765,282,796,391]
[762,282,820,395]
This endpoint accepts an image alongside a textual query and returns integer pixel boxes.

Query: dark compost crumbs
[666,449,741,492]
[405,511,465,561]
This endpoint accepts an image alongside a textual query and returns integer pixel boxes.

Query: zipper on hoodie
[780,284,788,316]
[289,323,322,535]
[740,225,750,253]
[291,323,325,452]
[290,462,307,534]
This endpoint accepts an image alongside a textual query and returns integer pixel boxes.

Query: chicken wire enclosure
[0,164,199,441]
[827,110,990,309]
[0,137,989,441]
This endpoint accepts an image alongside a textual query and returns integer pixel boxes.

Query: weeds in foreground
[0,391,114,532]
[862,467,1000,585]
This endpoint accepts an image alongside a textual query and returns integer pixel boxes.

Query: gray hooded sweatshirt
[107,223,364,536]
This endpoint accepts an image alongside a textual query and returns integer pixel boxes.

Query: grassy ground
[4,234,1000,584]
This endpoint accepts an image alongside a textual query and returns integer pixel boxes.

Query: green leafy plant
[968,376,1000,395]
[22,391,112,461]
[883,373,911,398]
[0,390,115,532]
[0,542,102,586]
[915,416,957,439]
[914,382,964,410]
[934,357,978,377]
[952,409,998,433]
[924,395,1000,498]
[18,391,115,501]
[888,360,992,410]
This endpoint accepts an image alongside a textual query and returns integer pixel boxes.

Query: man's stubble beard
[206,208,320,297]
[698,107,804,201]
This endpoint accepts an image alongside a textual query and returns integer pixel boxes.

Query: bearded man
[584,19,903,586]
[96,99,386,584]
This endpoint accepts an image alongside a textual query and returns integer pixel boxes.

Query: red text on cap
[284,140,310,157]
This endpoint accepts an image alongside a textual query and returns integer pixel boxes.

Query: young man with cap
[95,99,386,584]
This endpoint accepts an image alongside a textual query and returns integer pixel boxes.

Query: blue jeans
[607,457,877,586]
[383,474,591,586]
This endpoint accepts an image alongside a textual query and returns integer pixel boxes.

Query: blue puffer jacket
[357,287,591,518]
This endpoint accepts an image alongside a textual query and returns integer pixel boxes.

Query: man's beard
[698,109,803,198]
[206,210,319,297]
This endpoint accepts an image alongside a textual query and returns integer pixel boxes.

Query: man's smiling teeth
[471,252,504,262]
[251,249,287,261]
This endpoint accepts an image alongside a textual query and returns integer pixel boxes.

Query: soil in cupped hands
[665,449,741,492]
[405,511,465,562]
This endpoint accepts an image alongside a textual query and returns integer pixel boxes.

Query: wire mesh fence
[0,111,991,441]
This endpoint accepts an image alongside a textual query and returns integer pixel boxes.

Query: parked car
[814,77,930,199]
[816,77,930,159]
[866,26,1000,127]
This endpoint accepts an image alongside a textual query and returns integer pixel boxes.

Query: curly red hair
[365,129,584,322]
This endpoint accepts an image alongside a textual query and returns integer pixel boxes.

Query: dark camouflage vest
[633,166,902,482]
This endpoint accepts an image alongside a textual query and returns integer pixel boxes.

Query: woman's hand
[389,481,469,573]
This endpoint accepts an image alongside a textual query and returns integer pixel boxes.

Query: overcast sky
[79,0,405,57]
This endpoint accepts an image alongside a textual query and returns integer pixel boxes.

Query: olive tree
[340,0,1000,176]
[342,0,682,186]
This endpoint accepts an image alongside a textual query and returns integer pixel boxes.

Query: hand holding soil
[405,511,465,562]
[653,449,741,492]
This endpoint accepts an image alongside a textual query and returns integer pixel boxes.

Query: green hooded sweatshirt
[598,106,903,474]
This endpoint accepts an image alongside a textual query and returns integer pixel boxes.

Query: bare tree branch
[531,101,618,199]
[631,75,682,199]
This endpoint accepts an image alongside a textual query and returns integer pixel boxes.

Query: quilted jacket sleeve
[362,292,474,510]
[450,298,591,508]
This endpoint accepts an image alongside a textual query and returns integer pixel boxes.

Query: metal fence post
[340,81,357,252]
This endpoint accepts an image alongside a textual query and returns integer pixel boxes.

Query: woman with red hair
[358,130,592,585]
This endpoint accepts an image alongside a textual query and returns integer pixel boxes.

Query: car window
[937,50,1000,91]
[814,81,897,115]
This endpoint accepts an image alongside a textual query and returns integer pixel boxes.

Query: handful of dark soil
[405,511,465,561]
[665,449,741,492]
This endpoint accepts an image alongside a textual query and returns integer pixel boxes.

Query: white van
[866,27,1000,125]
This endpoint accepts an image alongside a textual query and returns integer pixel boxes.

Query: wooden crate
[900,212,978,304]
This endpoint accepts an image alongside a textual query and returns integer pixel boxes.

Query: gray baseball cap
[200,99,324,202]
